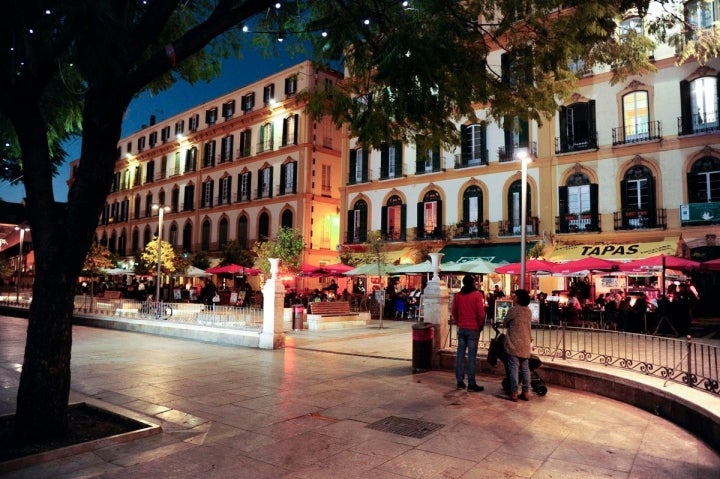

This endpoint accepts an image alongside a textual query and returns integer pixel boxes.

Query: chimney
[150,115,156,126]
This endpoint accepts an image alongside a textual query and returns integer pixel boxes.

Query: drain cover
[366,416,444,439]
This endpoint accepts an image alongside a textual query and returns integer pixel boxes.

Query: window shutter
[504,117,514,153]
[588,100,597,147]
[349,149,357,184]
[436,199,443,237]
[463,193,470,223]
[361,150,369,182]
[589,184,599,230]
[416,202,424,234]
[519,119,529,148]
[292,161,297,193]
[559,106,568,152]
[400,204,407,241]
[359,207,368,242]
[380,143,389,179]
[292,114,299,145]
[282,118,289,146]
[268,168,274,198]
[680,80,692,135]
[461,124,469,166]
[209,182,214,207]
[280,164,287,194]
[479,124,488,164]
[347,210,355,243]
[432,148,441,171]
[381,206,388,237]
[226,177,232,203]
[558,186,569,233]
[394,141,403,174]
[620,179,629,228]
[647,176,657,224]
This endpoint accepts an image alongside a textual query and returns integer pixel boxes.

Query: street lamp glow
[152,204,170,303]
[515,148,531,290]
[14,225,30,303]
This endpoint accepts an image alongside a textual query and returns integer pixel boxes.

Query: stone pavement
[1,316,719,478]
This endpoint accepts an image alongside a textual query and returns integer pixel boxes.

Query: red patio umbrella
[617,255,699,273]
[206,264,261,276]
[550,257,620,275]
[701,257,720,271]
[494,259,555,275]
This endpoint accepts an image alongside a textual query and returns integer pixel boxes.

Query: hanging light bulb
[363,18,370,25]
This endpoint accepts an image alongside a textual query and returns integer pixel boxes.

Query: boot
[518,391,530,401]
[509,392,518,402]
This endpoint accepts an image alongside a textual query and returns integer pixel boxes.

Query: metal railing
[72,296,264,332]
[476,324,720,397]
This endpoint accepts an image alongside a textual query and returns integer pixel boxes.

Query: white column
[260,258,286,349]
[424,253,448,367]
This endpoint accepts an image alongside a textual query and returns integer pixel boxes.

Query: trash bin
[292,304,304,330]
[412,322,434,372]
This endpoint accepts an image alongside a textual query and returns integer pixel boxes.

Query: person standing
[503,289,533,401]
[452,274,486,392]
[200,279,217,306]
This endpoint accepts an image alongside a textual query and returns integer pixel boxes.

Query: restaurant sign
[680,202,720,223]
[548,237,678,261]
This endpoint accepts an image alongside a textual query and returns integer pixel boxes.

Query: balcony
[613,208,666,230]
[612,121,661,146]
[555,213,601,234]
[554,131,598,154]
[453,220,490,239]
[498,142,537,162]
[677,113,720,136]
[498,217,538,237]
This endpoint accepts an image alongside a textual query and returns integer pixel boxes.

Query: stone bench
[305,301,369,331]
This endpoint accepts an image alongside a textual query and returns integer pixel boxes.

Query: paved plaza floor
[0,316,719,478]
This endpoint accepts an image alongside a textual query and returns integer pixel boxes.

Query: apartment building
[78,61,345,270]
[341,4,720,273]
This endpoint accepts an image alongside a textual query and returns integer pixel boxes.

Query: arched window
[688,156,720,203]
[218,218,228,248]
[417,190,442,239]
[559,173,598,232]
[108,232,117,254]
[462,185,484,237]
[507,180,531,235]
[460,124,487,166]
[169,224,178,247]
[347,199,368,243]
[259,212,270,241]
[131,229,139,254]
[118,231,127,257]
[621,165,656,229]
[100,233,107,248]
[281,210,293,229]
[381,195,406,241]
[183,223,193,253]
[143,226,151,248]
[201,220,211,251]
[238,215,248,249]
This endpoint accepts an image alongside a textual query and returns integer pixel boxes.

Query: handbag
[487,333,505,366]
[212,293,220,303]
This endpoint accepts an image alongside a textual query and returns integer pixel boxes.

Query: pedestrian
[452,274,486,392]
[503,289,533,402]
[200,279,217,306]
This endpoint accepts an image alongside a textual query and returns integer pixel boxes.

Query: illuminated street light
[515,148,531,290]
[152,204,170,303]
[14,224,30,303]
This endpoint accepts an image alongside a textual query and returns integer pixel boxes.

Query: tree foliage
[140,236,176,274]
[221,240,256,267]
[253,227,305,276]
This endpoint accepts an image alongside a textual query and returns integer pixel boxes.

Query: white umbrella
[393,261,435,274]
[103,267,134,275]
[442,258,496,275]
[344,263,398,276]
[173,265,211,278]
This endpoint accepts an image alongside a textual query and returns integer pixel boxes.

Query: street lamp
[515,148,531,290]
[152,204,170,303]
[14,225,30,303]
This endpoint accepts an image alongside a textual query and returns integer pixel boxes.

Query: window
[134,195,141,220]
[203,140,216,168]
[145,193,153,217]
[686,0,718,36]
[188,114,199,132]
[508,180,531,235]
[238,215,249,249]
[263,84,275,106]
[241,92,255,113]
[258,212,270,241]
[220,135,234,163]
[680,75,720,134]
[381,195,406,241]
[201,220,211,251]
[171,187,179,213]
[201,180,214,208]
[501,117,529,162]
[175,120,184,136]
[131,229,139,254]
[160,155,167,179]
[183,184,195,211]
[183,223,193,253]
[416,146,441,174]
[148,131,157,148]
[380,141,403,178]
[321,164,331,195]
[417,190,442,238]
[558,101,597,153]
[619,15,643,36]
[205,107,218,126]
[460,124,487,166]
[184,147,197,173]
[347,199,368,243]
[172,152,180,176]
[239,129,252,157]
[161,126,171,143]
[559,173,599,232]
[285,75,297,97]
[219,218,228,249]
[259,167,273,198]
[169,224,178,247]
[143,227,151,249]
[622,91,650,142]
[621,165,656,228]
[222,100,235,118]
[137,136,146,152]
[280,162,296,195]
[238,172,252,202]
[259,123,273,152]
[282,114,298,146]
[349,148,368,184]
[281,210,293,229]
[688,156,720,203]
[219,176,232,204]
[462,185,483,236]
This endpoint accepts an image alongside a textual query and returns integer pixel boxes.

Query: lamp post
[152,204,170,303]
[515,148,531,290]
[14,225,30,303]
